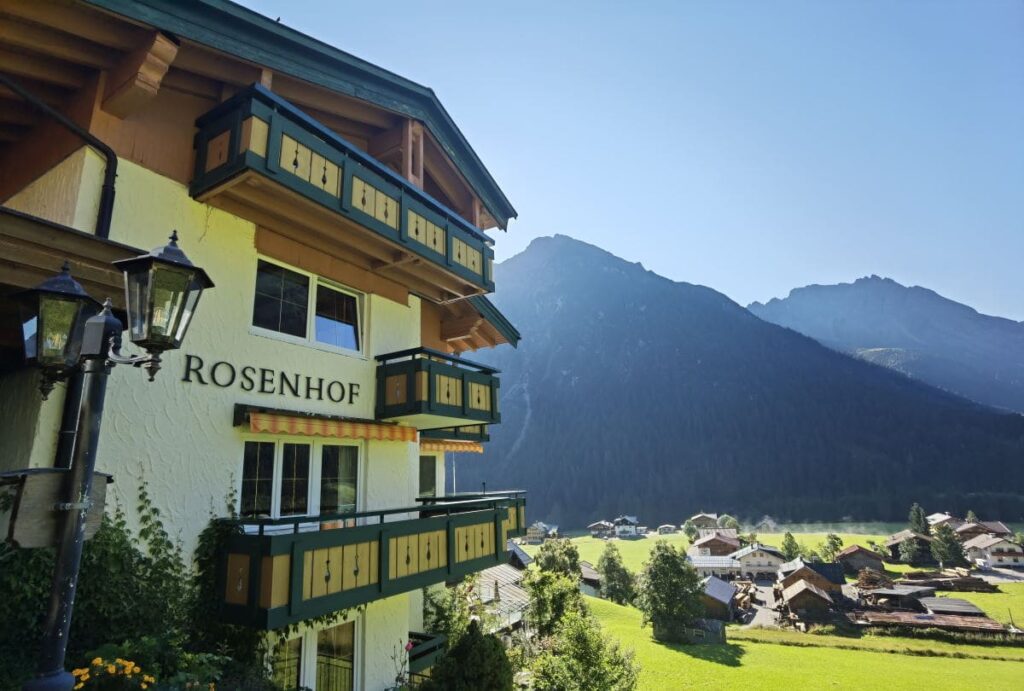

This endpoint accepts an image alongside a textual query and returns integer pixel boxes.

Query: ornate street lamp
[112,230,213,379]
[15,262,101,398]
[19,233,212,691]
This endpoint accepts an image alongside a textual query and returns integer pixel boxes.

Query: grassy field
[588,597,1024,690]
[523,530,891,572]
[954,583,1024,626]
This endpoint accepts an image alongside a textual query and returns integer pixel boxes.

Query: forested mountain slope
[461,236,1024,528]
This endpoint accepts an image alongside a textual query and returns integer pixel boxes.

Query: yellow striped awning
[249,412,417,442]
[420,440,484,454]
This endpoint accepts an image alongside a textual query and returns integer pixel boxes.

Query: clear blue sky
[239,0,1024,320]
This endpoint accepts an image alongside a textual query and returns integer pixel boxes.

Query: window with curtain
[241,441,274,517]
[316,621,355,691]
[321,445,358,514]
[419,455,437,497]
[279,443,311,516]
[271,637,302,690]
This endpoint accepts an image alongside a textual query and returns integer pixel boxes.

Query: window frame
[239,435,364,521]
[418,454,440,498]
[273,615,362,691]
[250,256,368,359]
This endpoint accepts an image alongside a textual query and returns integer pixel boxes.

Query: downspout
[0,74,117,238]
[0,75,120,469]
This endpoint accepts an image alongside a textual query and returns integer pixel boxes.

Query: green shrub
[419,620,513,691]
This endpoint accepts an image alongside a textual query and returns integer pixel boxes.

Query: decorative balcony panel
[218,495,525,630]
[421,425,491,443]
[376,348,500,429]
[190,84,495,299]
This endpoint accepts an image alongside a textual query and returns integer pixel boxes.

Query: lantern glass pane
[21,309,38,360]
[148,265,192,345]
[173,283,202,344]
[126,268,151,342]
[38,297,78,366]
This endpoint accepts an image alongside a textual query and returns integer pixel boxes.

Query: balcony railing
[421,424,490,443]
[376,348,500,428]
[408,631,447,675]
[190,84,494,296]
[218,494,526,629]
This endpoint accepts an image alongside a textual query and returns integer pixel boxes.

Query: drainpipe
[0,74,117,238]
[0,75,119,471]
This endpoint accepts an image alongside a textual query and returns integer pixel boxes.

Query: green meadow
[588,597,1024,690]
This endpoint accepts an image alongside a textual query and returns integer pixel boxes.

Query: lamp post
[16,232,212,691]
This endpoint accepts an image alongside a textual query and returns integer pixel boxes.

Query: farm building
[919,597,986,617]
[657,524,678,535]
[883,530,934,563]
[688,556,741,579]
[701,576,737,621]
[850,611,1005,634]
[688,533,742,557]
[963,534,1024,568]
[588,520,614,538]
[836,545,885,574]
[778,558,846,591]
[689,512,720,529]
[779,565,843,595]
[782,580,833,620]
[860,585,936,610]
[508,540,534,570]
[579,560,602,597]
[478,563,531,633]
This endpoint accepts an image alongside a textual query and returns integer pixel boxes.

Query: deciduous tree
[819,533,844,562]
[931,524,967,568]
[717,514,740,530]
[535,538,581,579]
[635,541,703,643]
[531,610,638,691]
[596,543,635,605]
[780,532,801,561]
[899,538,922,565]
[524,570,585,638]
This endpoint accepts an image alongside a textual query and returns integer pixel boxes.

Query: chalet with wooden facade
[688,532,741,557]
[963,535,1024,568]
[884,530,934,563]
[689,512,719,529]
[956,521,1013,543]
[0,2,526,688]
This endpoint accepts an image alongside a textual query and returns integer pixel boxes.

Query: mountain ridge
[461,235,1024,529]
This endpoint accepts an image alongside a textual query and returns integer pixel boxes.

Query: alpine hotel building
[0,1,525,688]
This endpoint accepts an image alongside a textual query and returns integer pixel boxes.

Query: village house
[525,521,558,545]
[697,527,739,540]
[963,534,1024,568]
[688,533,742,557]
[657,523,678,535]
[884,530,935,563]
[477,562,530,634]
[731,543,786,580]
[701,575,737,621]
[782,580,833,620]
[613,515,640,537]
[688,556,741,580]
[0,1,527,687]
[836,545,885,574]
[926,512,964,530]
[579,561,602,597]
[689,512,720,530]
[956,521,1013,543]
[588,520,614,538]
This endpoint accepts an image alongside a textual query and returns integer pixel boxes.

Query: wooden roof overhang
[78,0,516,229]
[437,296,519,353]
[0,207,141,370]
[0,2,512,232]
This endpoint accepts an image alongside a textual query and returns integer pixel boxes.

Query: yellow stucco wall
[84,158,423,555]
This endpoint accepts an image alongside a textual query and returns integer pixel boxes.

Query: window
[280,443,311,516]
[419,455,437,497]
[271,637,303,690]
[321,445,358,514]
[252,259,363,353]
[240,440,360,520]
[316,285,359,351]
[317,621,355,691]
[253,260,309,337]
[241,441,275,518]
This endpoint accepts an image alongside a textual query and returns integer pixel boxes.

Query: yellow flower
[144,676,155,683]
[74,685,83,690]
[107,664,116,674]
[142,685,148,690]
[91,658,103,666]
[133,666,141,674]
[80,674,90,682]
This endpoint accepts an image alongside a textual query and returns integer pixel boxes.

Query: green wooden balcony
[190,84,494,299]
[218,494,525,630]
[408,632,447,675]
[376,348,500,429]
